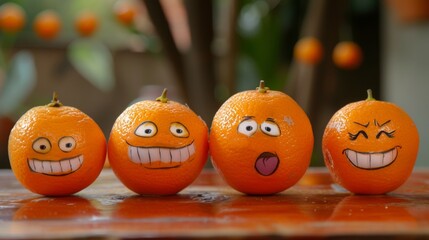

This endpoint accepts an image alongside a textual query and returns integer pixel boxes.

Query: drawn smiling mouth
[28,155,83,176]
[343,146,401,170]
[127,141,195,169]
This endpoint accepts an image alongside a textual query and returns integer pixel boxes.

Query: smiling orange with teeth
[28,136,84,176]
[108,89,208,195]
[8,93,106,196]
[126,121,196,169]
[343,119,401,170]
[323,90,419,194]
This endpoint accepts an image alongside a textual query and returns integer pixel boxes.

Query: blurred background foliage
[0,0,383,168]
[2,0,157,49]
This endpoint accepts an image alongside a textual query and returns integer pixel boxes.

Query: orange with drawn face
[8,94,106,196]
[322,90,419,194]
[108,89,208,195]
[210,81,314,195]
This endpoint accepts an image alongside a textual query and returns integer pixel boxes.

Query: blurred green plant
[0,2,36,116]
[236,0,303,91]
[0,51,35,115]
[68,39,114,92]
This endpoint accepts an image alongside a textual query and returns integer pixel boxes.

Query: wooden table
[0,168,428,239]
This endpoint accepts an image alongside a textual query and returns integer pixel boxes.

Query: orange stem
[256,80,269,93]
[156,88,169,103]
[47,92,63,107]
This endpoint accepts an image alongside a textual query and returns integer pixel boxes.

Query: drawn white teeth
[171,148,181,163]
[160,148,170,163]
[180,147,189,162]
[28,155,83,176]
[344,147,398,170]
[128,142,195,166]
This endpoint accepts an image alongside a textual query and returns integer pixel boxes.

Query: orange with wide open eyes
[210,81,314,195]
[8,93,106,196]
[108,89,209,195]
[322,90,419,194]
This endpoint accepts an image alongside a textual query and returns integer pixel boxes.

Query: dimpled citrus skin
[322,98,419,194]
[8,106,106,196]
[108,99,209,195]
[210,88,314,195]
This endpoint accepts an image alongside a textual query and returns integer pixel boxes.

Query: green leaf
[0,51,36,115]
[68,39,115,92]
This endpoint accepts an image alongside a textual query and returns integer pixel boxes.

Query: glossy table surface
[0,168,429,239]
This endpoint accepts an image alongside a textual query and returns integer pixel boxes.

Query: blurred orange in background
[33,10,61,40]
[0,2,25,33]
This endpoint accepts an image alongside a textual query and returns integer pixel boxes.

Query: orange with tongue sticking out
[210,81,314,195]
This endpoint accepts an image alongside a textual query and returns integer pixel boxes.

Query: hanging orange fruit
[33,10,61,40]
[294,37,324,65]
[75,10,98,37]
[113,0,136,26]
[0,2,26,33]
[332,41,363,69]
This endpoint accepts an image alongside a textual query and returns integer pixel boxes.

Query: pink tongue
[255,156,279,176]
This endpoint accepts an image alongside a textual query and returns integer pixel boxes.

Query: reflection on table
[0,168,428,238]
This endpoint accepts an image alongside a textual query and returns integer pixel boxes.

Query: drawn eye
[238,119,257,136]
[32,137,52,154]
[348,130,368,140]
[376,130,396,139]
[135,121,157,137]
[261,121,280,137]
[59,136,76,152]
[170,122,189,138]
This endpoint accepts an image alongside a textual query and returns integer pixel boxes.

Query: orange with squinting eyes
[8,93,106,196]
[210,81,314,195]
[108,89,208,195]
[322,90,419,194]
